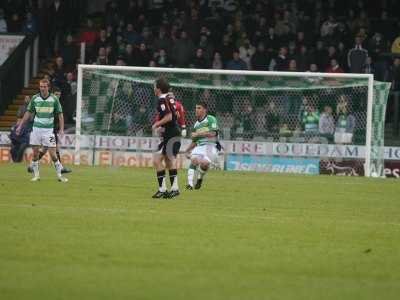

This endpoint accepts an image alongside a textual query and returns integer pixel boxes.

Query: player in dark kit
[151,78,181,199]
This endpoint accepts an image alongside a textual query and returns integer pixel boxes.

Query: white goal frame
[75,64,375,176]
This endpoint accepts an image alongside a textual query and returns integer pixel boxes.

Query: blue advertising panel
[226,155,320,175]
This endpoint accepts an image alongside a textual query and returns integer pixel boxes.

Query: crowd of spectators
[72,0,400,81]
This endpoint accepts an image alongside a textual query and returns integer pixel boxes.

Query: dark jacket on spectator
[251,49,271,70]
[171,37,195,67]
[226,58,248,70]
[347,46,368,73]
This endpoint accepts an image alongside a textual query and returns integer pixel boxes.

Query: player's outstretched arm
[16,111,32,135]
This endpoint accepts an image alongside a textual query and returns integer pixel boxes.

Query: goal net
[75,65,391,177]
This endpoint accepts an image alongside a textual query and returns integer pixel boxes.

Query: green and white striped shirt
[192,115,219,146]
[27,93,63,129]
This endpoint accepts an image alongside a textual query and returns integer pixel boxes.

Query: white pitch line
[0,203,399,227]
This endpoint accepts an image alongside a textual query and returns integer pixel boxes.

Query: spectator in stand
[135,42,151,66]
[314,40,328,71]
[153,28,172,54]
[105,25,116,46]
[320,15,338,40]
[198,31,214,61]
[265,101,280,137]
[335,101,356,144]
[7,13,22,33]
[296,45,311,72]
[327,45,337,62]
[79,18,99,61]
[390,58,400,91]
[218,35,234,66]
[239,38,255,69]
[60,34,79,72]
[302,104,320,135]
[124,44,135,66]
[94,29,110,56]
[337,42,348,72]
[171,31,195,67]
[319,105,335,142]
[391,34,400,55]
[308,63,319,72]
[251,43,270,71]
[106,45,116,65]
[288,59,297,72]
[211,52,223,69]
[141,27,153,49]
[104,0,120,26]
[96,47,109,65]
[48,0,68,53]
[287,41,297,60]
[364,56,374,75]
[191,48,209,69]
[274,47,289,71]
[62,72,76,123]
[352,10,370,35]
[368,33,388,57]
[22,11,37,34]
[124,23,143,46]
[52,56,67,89]
[155,48,170,68]
[347,36,368,73]
[116,56,126,66]
[326,58,344,73]
[0,9,7,33]
[226,49,247,70]
[265,27,280,54]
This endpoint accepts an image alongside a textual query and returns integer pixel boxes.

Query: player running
[16,79,68,182]
[184,101,220,190]
[151,78,181,199]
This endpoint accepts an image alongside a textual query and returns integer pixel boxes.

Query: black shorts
[157,137,181,158]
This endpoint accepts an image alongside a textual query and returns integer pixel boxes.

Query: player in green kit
[184,101,220,190]
[16,79,68,182]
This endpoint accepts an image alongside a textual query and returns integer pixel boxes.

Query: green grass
[0,163,400,300]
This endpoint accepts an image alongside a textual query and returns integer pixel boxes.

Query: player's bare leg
[187,157,200,190]
[152,153,167,198]
[195,159,210,190]
[30,146,41,181]
[48,147,68,182]
[28,146,47,173]
[56,142,71,174]
[29,144,72,174]
[165,156,179,198]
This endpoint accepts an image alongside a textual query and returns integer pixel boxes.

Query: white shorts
[30,128,56,147]
[191,144,218,163]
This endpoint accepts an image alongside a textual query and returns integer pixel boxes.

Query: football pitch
[0,163,399,300]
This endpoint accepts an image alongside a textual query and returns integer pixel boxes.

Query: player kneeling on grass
[16,79,68,182]
[185,101,220,190]
[27,87,71,174]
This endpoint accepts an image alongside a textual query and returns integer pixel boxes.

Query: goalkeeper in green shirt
[184,101,220,190]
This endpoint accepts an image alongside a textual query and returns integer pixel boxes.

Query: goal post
[75,64,391,177]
